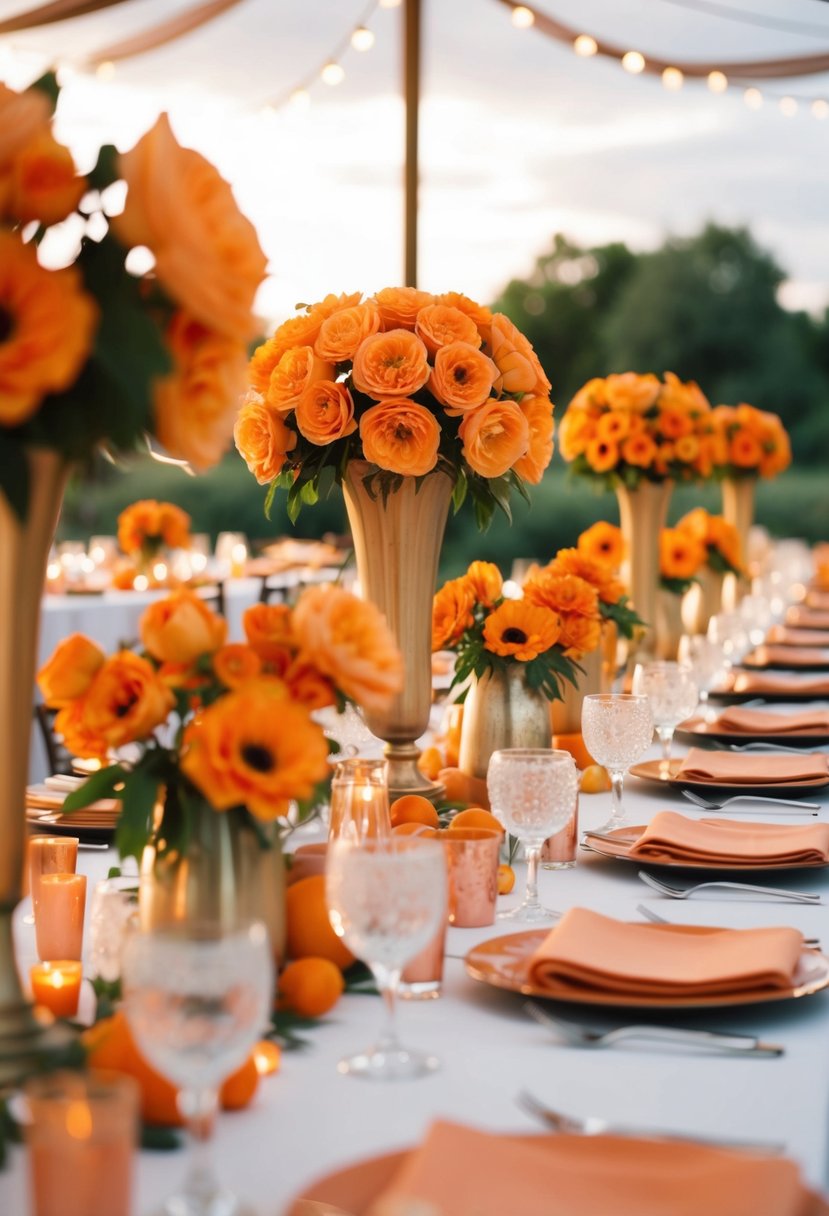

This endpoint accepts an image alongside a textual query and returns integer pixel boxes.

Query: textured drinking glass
[89,877,140,984]
[677,634,730,719]
[327,757,391,841]
[486,749,579,923]
[632,661,699,774]
[326,837,446,1079]
[122,919,272,1216]
[581,694,654,832]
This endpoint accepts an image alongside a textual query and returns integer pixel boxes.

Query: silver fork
[523,1001,783,1056]
[681,789,821,814]
[517,1091,785,1153]
[638,869,821,904]
[636,902,821,949]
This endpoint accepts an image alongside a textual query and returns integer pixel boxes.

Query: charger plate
[675,716,829,750]
[742,649,829,672]
[580,823,829,872]
[628,758,829,794]
[464,929,829,1009]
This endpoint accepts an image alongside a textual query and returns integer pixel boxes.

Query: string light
[621,51,646,74]
[573,34,598,57]
[780,96,798,117]
[661,66,684,90]
[812,99,829,119]
[707,70,728,93]
[321,61,345,86]
[288,88,310,110]
[261,0,380,111]
[744,87,763,109]
[511,5,535,28]
[351,26,375,51]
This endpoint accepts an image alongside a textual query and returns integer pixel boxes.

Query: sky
[3,0,829,324]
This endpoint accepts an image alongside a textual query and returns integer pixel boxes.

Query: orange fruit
[279,957,345,1018]
[286,874,355,970]
[392,822,438,837]
[449,807,504,836]
[438,767,490,809]
[580,764,612,794]
[417,746,444,781]
[497,864,516,895]
[220,1052,260,1110]
[389,794,440,830]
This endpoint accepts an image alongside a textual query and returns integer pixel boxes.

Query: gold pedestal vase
[343,461,454,801]
[550,624,617,738]
[721,475,756,610]
[656,590,684,660]
[615,479,674,661]
[682,567,725,636]
[458,666,552,782]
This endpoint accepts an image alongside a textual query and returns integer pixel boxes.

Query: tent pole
[403,0,421,287]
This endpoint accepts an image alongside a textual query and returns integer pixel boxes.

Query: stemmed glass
[677,634,730,720]
[581,693,654,832]
[632,661,699,776]
[326,836,446,1080]
[122,918,273,1216]
[486,749,578,923]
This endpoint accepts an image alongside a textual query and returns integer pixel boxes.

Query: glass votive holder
[328,757,391,842]
[29,961,83,1019]
[25,1070,139,1216]
[399,919,447,1001]
[442,828,501,928]
[35,873,87,962]
[541,794,579,870]
[89,877,140,984]
[29,836,79,920]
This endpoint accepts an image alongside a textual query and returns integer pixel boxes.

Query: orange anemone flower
[482,600,561,661]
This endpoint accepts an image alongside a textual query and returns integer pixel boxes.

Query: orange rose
[234,394,297,484]
[459,399,529,479]
[660,371,710,415]
[117,501,162,554]
[584,436,619,474]
[360,399,441,476]
[373,286,434,330]
[415,304,481,355]
[604,373,660,412]
[213,644,262,689]
[660,528,706,581]
[9,132,84,226]
[262,346,334,415]
[0,82,51,178]
[432,577,476,649]
[53,698,108,761]
[314,302,380,363]
[621,432,658,468]
[243,602,295,666]
[435,291,493,332]
[38,634,106,707]
[114,114,267,344]
[291,584,404,712]
[483,600,560,660]
[284,658,336,710]
[352,329,430,399]
[523,572,599,619]
[545,548,626,606]
[558,411,596,461]
[567,377,608,413]
[513,395,554,484]
[181,679,330,820]
[0,231,97,426]
[429,342,498,414]
[140,589,227,664]
[82,651,175,748]
[465,561,503,607]
[577,521,625,570]
[488,313,550,397]
[249,316,326,393]
[295,380,357,446]
[557,612,602,657]
[153,313,248,473]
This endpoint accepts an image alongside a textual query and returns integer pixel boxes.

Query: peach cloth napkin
[786,608,829,630]
[628,811,829,866]
[677,747,829,785]
[715,707,829,734]
[365,1121,825,1216]
[748,645,829,668]
[768,626,829,647]
[729,670,829,696]
[527,907,803,1000]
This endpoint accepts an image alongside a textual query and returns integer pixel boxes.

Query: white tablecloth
[4,717,829,1214]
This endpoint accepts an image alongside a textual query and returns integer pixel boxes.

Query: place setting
[675,704,829,749]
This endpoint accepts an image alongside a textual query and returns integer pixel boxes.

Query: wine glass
[486,749,578,923]
[327,757,391,841]
[326,836,446,1079]
[581,693,654,832]
[122,918,273,1216]
[632,660,699,776]
[677,634,730,719]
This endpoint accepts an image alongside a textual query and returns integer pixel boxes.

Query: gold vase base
[0,1001,78,1088]
[384,743,444,804]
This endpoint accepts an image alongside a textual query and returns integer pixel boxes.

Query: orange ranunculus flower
[9,132,84,226]
[263,346,334,415]
[545,548,625,606]
[429,342,498,414]
[708,516,743,570]
[233,393,297,485]
[0,231,97,426]
[660,371,710,416]
[213,644,262,689]
[596,411,631,443]
[153,313,248,473]
[243,602,295,665]
[114,114,266,344]
[512,395,554,484]
[435,291,493,332]
[295,380,357,445]
[465,561,503,607]
[557,611,602,657]
[360,398,441,476]
[141,589,227,664]
[459,399,529,479]
[373,286,435,330]
[312,291,366,320]
[415,304,481,356]
[432,577,477,649]
[314,302,380,363]
[759,424,791,478]
[584,436,619,474]
[292,584,403,712]
[482,600,560,660]
[558,410,596,461]
[604,372,660,412]
[82,651,175,748]
[577,521,625,570]
[654,442,674,477]
[729,430,763,468]
[181,680,330,820]
[673,434,700,465]
[53,698,108,761]
[488,313,550,398]
[249,315,328,394]
[621,432,658,469]
[660,528,706,581]
[523,571,600,620]
[38,634,106,708]
[352,329,430,399]
[284,658,336,710]
[657,406,694,440]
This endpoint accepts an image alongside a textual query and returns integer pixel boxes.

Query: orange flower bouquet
[235,288,555,528]
[117,498,191,563]
[37,586,403,860]
[710,404,791,479]
[659,511,743,595]
[559,371,714,489]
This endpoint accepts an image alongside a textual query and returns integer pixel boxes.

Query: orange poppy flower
[482,600,561,660]
[360,398,441,476]
[676,507,710,545]
[674,434,700,465]
[513,395,555,485]
[577,521,625,570]
[621,432,658,468]
[459,398,529,479]
[432,577,476,649]
[584,436,619,474]
[352,329,430,398]
[415,304,481,355]
[429,342,498,414]
[295,380,357,445]
[660,528,706,581]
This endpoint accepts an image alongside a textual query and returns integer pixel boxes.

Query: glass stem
[178,1085,221,1204]
[610,769,625,822]
[371,963,402,1053]
[656,726,674,766]
[523,844,541,911]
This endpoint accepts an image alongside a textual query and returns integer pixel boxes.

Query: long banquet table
[4,719,829,1214]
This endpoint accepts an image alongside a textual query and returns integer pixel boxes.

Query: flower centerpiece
[114,499,191,587]
[657,512,744,653]
[235,289,556,797]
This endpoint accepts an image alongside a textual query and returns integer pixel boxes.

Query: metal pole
[403,0,421,287]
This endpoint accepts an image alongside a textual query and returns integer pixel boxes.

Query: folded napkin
[806,590,829,610]
[25,784,119,813]
[527,907,803,1001]
[768,626,829,647]
[747,645,829,668]
[730,671,829,696]
[628,811,829,866]
[677,747,829,785]
[786,608,829,630]
[365,1120,824,1216]
[715,706,829,734]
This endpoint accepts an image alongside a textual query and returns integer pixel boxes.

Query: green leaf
[29,71,59,111]
[0,433,30,522]
[451,468,468,514]
[141,1124,183,1151]
[62,764,127,813]
[115,763,162,863]
[263,478,278,520]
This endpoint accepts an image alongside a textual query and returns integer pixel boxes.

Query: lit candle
[230,542,248,579]
[29,836,79,918]
[35,873,87,961]
[30,961,83,1018]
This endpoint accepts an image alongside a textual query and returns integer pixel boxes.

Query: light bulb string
[265,0,381,110]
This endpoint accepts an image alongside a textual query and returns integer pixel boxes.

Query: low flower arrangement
[660,509,743,595]
[36,587,403,860]
[432,554,640,701]
[234,288,555,529]
[117,500,191,561]
[710,403,791,479]
[558,371,714,489]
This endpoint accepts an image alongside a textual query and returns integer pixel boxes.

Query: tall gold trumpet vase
[682,567,725,635]
[458,666,552,782]
[0,447,73,1081]
[343,461,454,801]
[721,475,756,610]
[615,479,674,660]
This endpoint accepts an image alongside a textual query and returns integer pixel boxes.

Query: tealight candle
[30,961,83,1018]
[230,541,248,578]
[35,873,87,962]
[29,836,79,918]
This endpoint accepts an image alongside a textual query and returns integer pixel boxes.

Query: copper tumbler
[442,827,501,927]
